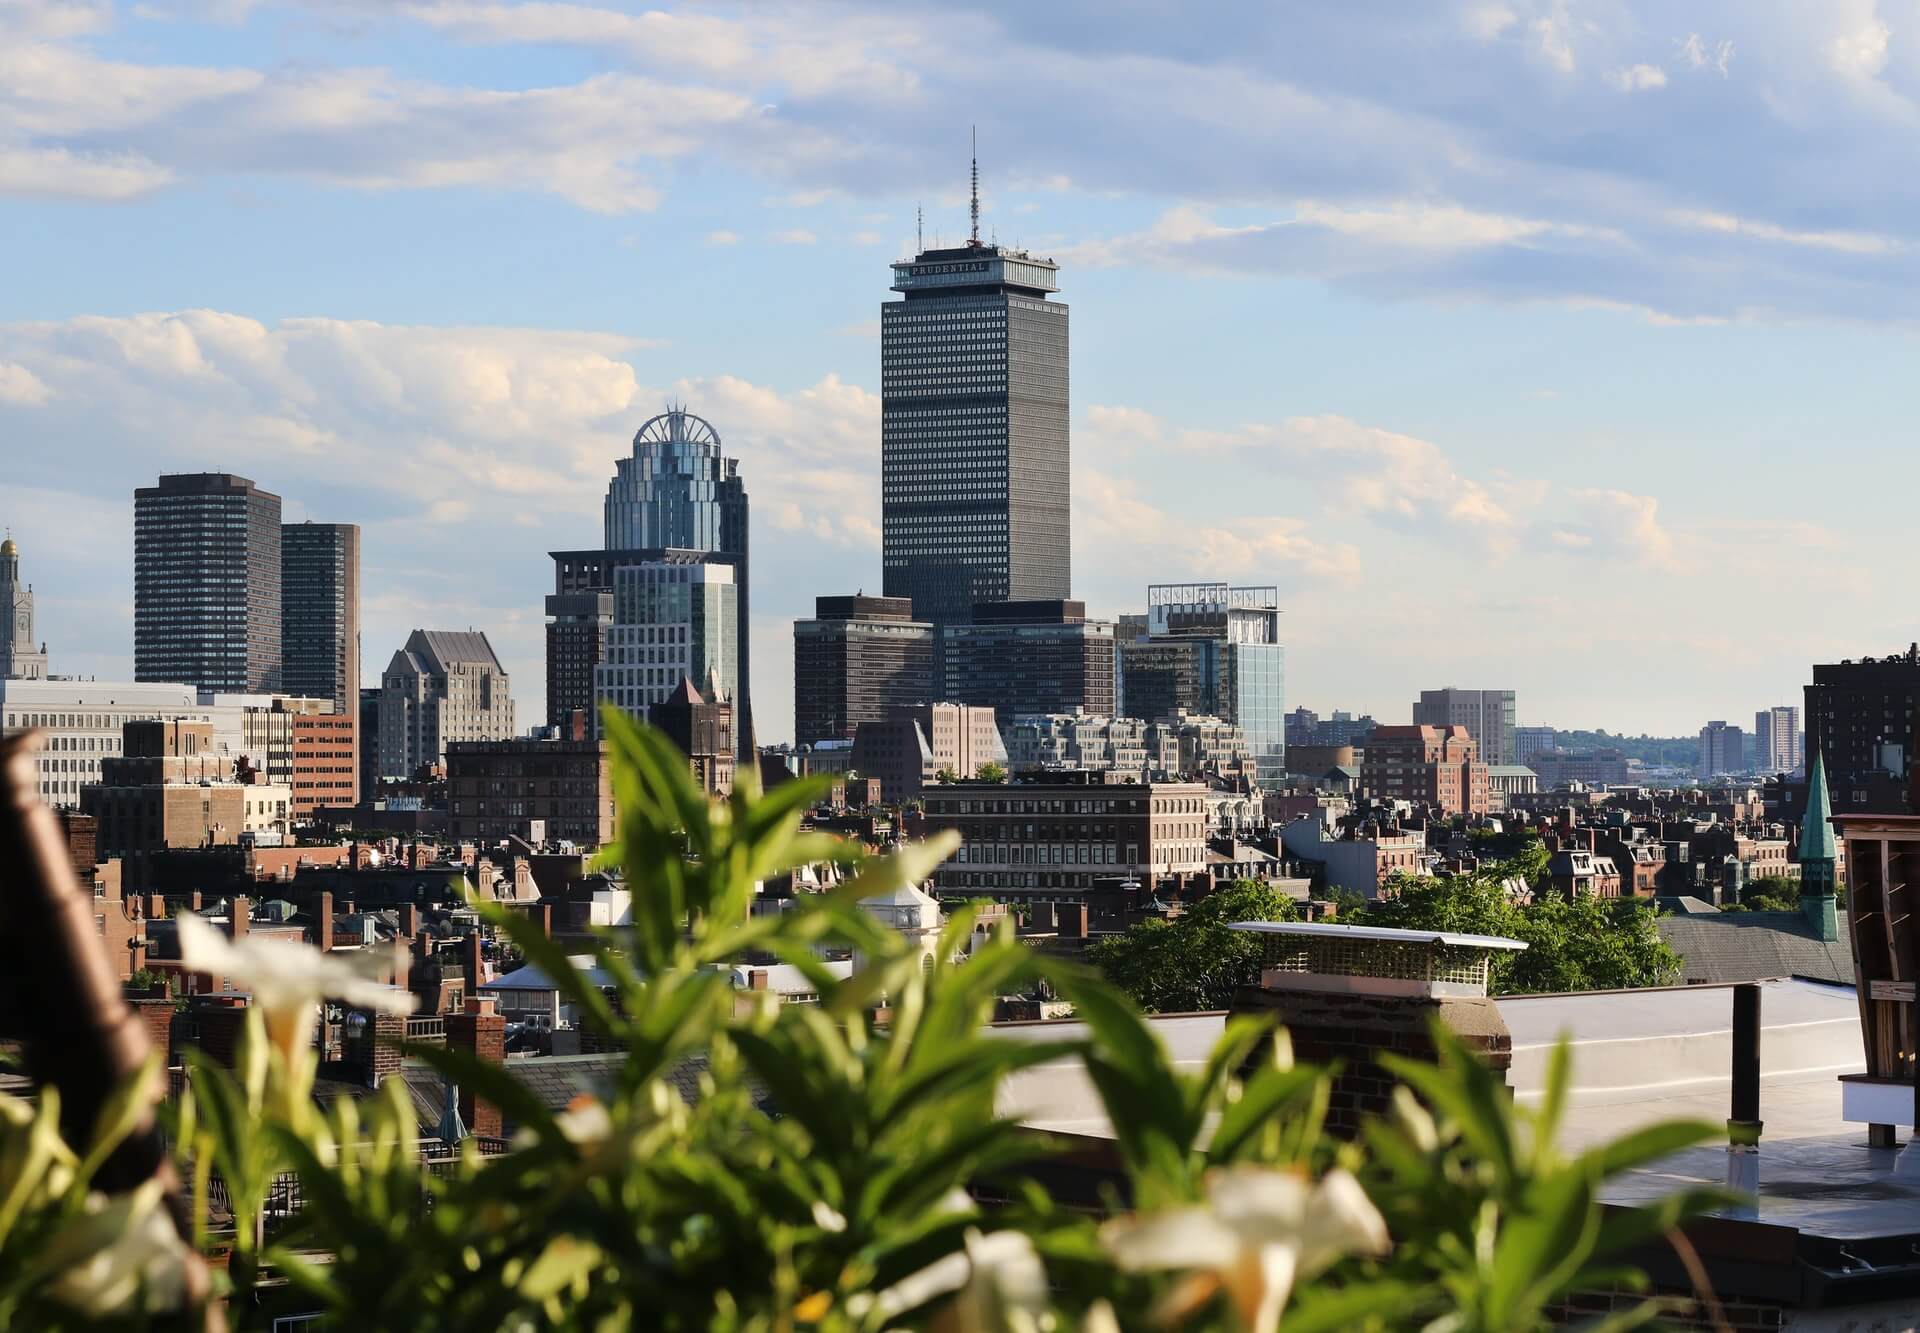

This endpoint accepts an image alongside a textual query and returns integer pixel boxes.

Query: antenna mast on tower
[917,204,923,252]
[969,126,980,246]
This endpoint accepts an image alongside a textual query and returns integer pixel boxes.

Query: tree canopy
[1086,879,1298,1013]
[1090,843,1681,1010]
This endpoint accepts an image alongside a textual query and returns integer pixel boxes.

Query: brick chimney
[230,895,250,942]
[445,995,507,1138]
[463,931,484,993]
[316,891,334,953]
[399,902,420,940]
[1229,922,1522,1138]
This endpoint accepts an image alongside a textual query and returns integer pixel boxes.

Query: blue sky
[2,0,1915,741]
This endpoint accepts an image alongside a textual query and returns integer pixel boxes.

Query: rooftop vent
[1227,921,1526,999]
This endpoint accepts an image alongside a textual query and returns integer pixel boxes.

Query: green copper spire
[1800,748,1837,865]
[1799,748,1838,942]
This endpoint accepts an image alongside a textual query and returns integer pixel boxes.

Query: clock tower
[1,534,49,681]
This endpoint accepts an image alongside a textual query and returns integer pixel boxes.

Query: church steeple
[1798,747,1838,942]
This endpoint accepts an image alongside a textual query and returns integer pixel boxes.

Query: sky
[2,0,1917,742]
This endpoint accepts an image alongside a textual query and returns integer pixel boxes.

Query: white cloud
[0,362,53,406]
[704,229,740,246]
[1830,18,1892,80]
[1676,33,1734,76]
[1670,209,1898,256]
[0,145,174,200]
[1607,64,1668,92]
[771,229,818,245]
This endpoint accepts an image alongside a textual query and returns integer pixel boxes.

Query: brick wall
[445,1005,507,1137]
[1231,987,1513,1136]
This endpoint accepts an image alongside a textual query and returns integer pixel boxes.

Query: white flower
[872,1228,1051,1332]
[1101,1166,1389,1333]
[40,1180,191,1317]
[176,912,414,1059]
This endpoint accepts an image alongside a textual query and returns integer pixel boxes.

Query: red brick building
[1359,724,1490,815]
[292,712,358,818]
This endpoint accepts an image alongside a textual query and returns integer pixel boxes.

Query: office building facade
[792,594,935,746]
[1117,584,1285,782]
[592,560,736,730]
[598,409,751,748]
[1360,724,1489,815]
[281,522,360,714]
[939,600,1114,721]
[853,702,1006,802]
[1412,688,1517,766]
[1,535,48,680]
[0,679,204,806]
[881,235,1069,627]
[1514,726,1558,762]
[378,630,515,778]
[134,473,283,694]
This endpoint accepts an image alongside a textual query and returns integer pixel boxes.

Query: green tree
[1355,852,1680,995]
[974,761,1008,783]
[1729,876,1800,913]
[1088,879,1299,1012]
[932,766,959,784]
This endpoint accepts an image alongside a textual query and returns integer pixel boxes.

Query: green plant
[1088,880,1299,1013]
[1,711,1729,1331]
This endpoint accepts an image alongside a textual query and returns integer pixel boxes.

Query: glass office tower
[882,240,1069,628]
[1118,584,1286,783]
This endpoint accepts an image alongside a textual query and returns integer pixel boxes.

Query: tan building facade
[922,775,1210,897]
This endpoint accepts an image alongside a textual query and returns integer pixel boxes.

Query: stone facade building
[378,630,515,779]
[649,676,736,797]
[1412,688,1516,766]
[853,702,1006,802]
[921,773,1211,898]
[1,535,48,680]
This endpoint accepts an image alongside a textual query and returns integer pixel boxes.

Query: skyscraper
[882,156,1069,627]
[135,473,283,694]
[1412,688,1517,766]
[378,630,515,778]
[0,535,48,680]
[1754,705,1801,775]
[565,407,752,750]
[281,522,360,714]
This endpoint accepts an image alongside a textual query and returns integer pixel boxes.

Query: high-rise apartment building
[599,409,751,747]
[1117,584,1285,782]
[378,630,515,778]
[1753,705,1802,775]
[1804,650,1920,814]
[1696,720,1747,778]
[881,174,1069,627]
[792,594,935,746]
[1412,688,1517,766]
[135,473,283,694]
[592,560,736,729]
[940,600,1115,722]
[1,535,48,680]
[281,522,360,713]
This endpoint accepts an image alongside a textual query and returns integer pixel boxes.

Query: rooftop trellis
[1227,921,1527,999]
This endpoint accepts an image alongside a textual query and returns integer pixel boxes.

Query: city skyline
[5,2,1911,741]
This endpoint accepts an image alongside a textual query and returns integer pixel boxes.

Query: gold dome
[0,536,15,558]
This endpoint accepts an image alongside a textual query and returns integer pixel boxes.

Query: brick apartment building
[921,773,1210,898]
[446,738,615,848]
[1359,724,1489,815]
